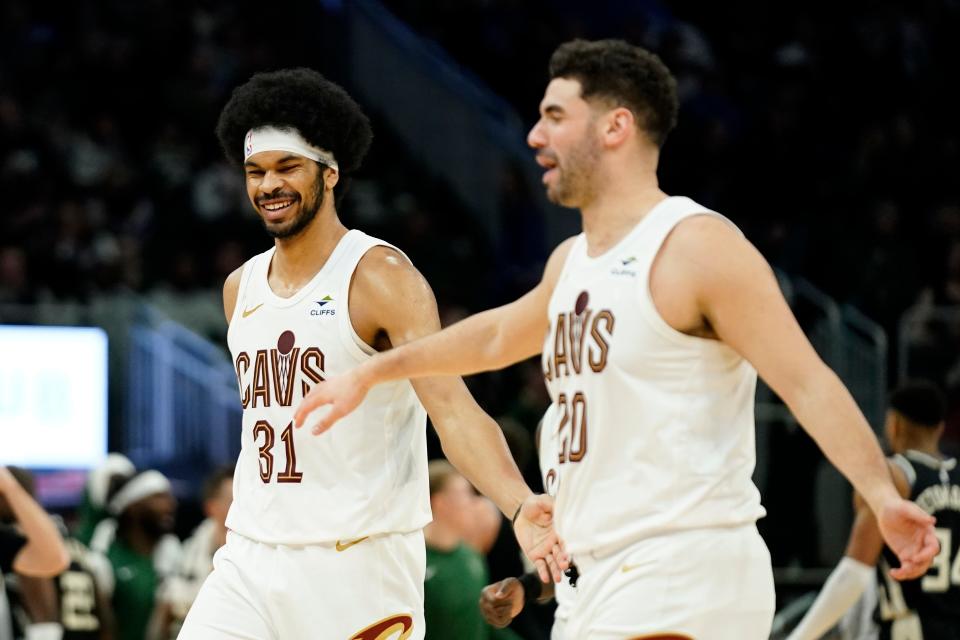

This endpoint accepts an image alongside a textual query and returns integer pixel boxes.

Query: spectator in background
[0,466,70,640]
[424,460,521,640]
[98,471,179,640]
[74,455,135,550]
[149,466,233,640]
[1,468,112,640]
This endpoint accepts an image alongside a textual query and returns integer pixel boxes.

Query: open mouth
[258,197,298,220]
[536,154,559,183]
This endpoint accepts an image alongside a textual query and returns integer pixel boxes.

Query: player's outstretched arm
[296,245,569,581]
[293,238,575,434]
[669,216,938,579]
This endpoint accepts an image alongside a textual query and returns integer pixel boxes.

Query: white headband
[244,126,339,171]
[87,453,135,508]
[108,470,171,515]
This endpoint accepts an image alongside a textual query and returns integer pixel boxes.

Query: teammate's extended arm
[668,216,937,580]
[0,467,69,577]
[301,246,566,581]
[786,463,907,639]
[292,238,575,434]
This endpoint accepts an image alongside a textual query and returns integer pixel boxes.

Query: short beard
[548,129,602,208]
[263,175,325,239]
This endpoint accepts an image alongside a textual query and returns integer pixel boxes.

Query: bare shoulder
[351,245,440,343]
[659,214,771,291]
[661,214,750,263]
[542,236,578,287]
[222,264,245,325]
[353,244,433,303]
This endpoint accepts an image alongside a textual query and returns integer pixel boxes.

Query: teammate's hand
[479,578,525,628]
[293,369,370,435]
[513,494,569,583]
[877,498,938,580]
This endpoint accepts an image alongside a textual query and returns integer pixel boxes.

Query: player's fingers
[293,396,319,427]
[890,560,922,581]
[545,552,562,583]
[552,543,570,571]
[311,407,341,435]
[535,558,549,583]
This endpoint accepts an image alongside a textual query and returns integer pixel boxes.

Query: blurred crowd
[0,455,548,640]
[1,0,958,387]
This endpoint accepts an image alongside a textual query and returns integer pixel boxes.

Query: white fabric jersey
[542,196,766,557]
[226,230,430,544]
[535,404,573,624]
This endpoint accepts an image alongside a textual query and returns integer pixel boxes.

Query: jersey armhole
[339,240,412,360]
[229,256,259,327]
[639,210,742,348]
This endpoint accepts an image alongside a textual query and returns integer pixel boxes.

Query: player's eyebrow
[243,154,303,169]
[542,104,566,117]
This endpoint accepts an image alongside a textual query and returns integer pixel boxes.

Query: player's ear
[324,166,339,191]
[603,107,634,148]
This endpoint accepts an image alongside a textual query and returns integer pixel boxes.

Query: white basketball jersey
[536,404,573,622]
[542,196,765,558]
[226,230,430,544]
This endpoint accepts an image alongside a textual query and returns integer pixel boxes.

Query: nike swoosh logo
[242,303,264,318]
[335,536,369,552]
[621,562,645,574]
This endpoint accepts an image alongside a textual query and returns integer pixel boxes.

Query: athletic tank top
[542,196,765,558]
[536,404,573,620]
[226,230,430,544]
[877,450,960,639]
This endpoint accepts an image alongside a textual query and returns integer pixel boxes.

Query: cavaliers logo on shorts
[349,614,414,640]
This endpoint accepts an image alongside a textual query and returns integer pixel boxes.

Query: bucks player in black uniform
[788,381,960,640]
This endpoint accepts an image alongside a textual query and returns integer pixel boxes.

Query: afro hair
[216,68,373,176]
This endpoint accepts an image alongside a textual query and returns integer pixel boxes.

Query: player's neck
[423,521,461,552]
[903,441,942,458]
[271,210,348,288]
[580,177,667,257]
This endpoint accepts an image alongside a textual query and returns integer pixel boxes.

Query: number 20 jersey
[541,196,766,558]
[226,230,430,544]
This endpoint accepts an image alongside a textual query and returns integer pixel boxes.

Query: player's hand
[479,578,525,628]
[0,466,17,493]
[513,494,569,583]
[293,369,370,435]
[877,498,938,580]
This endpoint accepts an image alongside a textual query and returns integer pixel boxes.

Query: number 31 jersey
[542,196,766,558]
[226,230,430,544]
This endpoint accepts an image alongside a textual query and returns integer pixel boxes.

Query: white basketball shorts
[178,529,425,640]
[560,524,775,639]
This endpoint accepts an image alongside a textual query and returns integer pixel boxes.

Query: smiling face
[244,151,326,239]
[527,78,604,208]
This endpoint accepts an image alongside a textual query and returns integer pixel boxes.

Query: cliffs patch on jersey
[234,330,325,408]
[543,290,614,381]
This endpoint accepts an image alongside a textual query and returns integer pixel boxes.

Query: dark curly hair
[890,380,946,428]
[549,39,678,147]
[216,68,373,191]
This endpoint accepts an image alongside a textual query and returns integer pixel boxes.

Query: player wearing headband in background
[177,68,563,640]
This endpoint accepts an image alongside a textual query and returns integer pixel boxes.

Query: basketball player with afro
[295,40,940,638]
[177,68,564,640]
